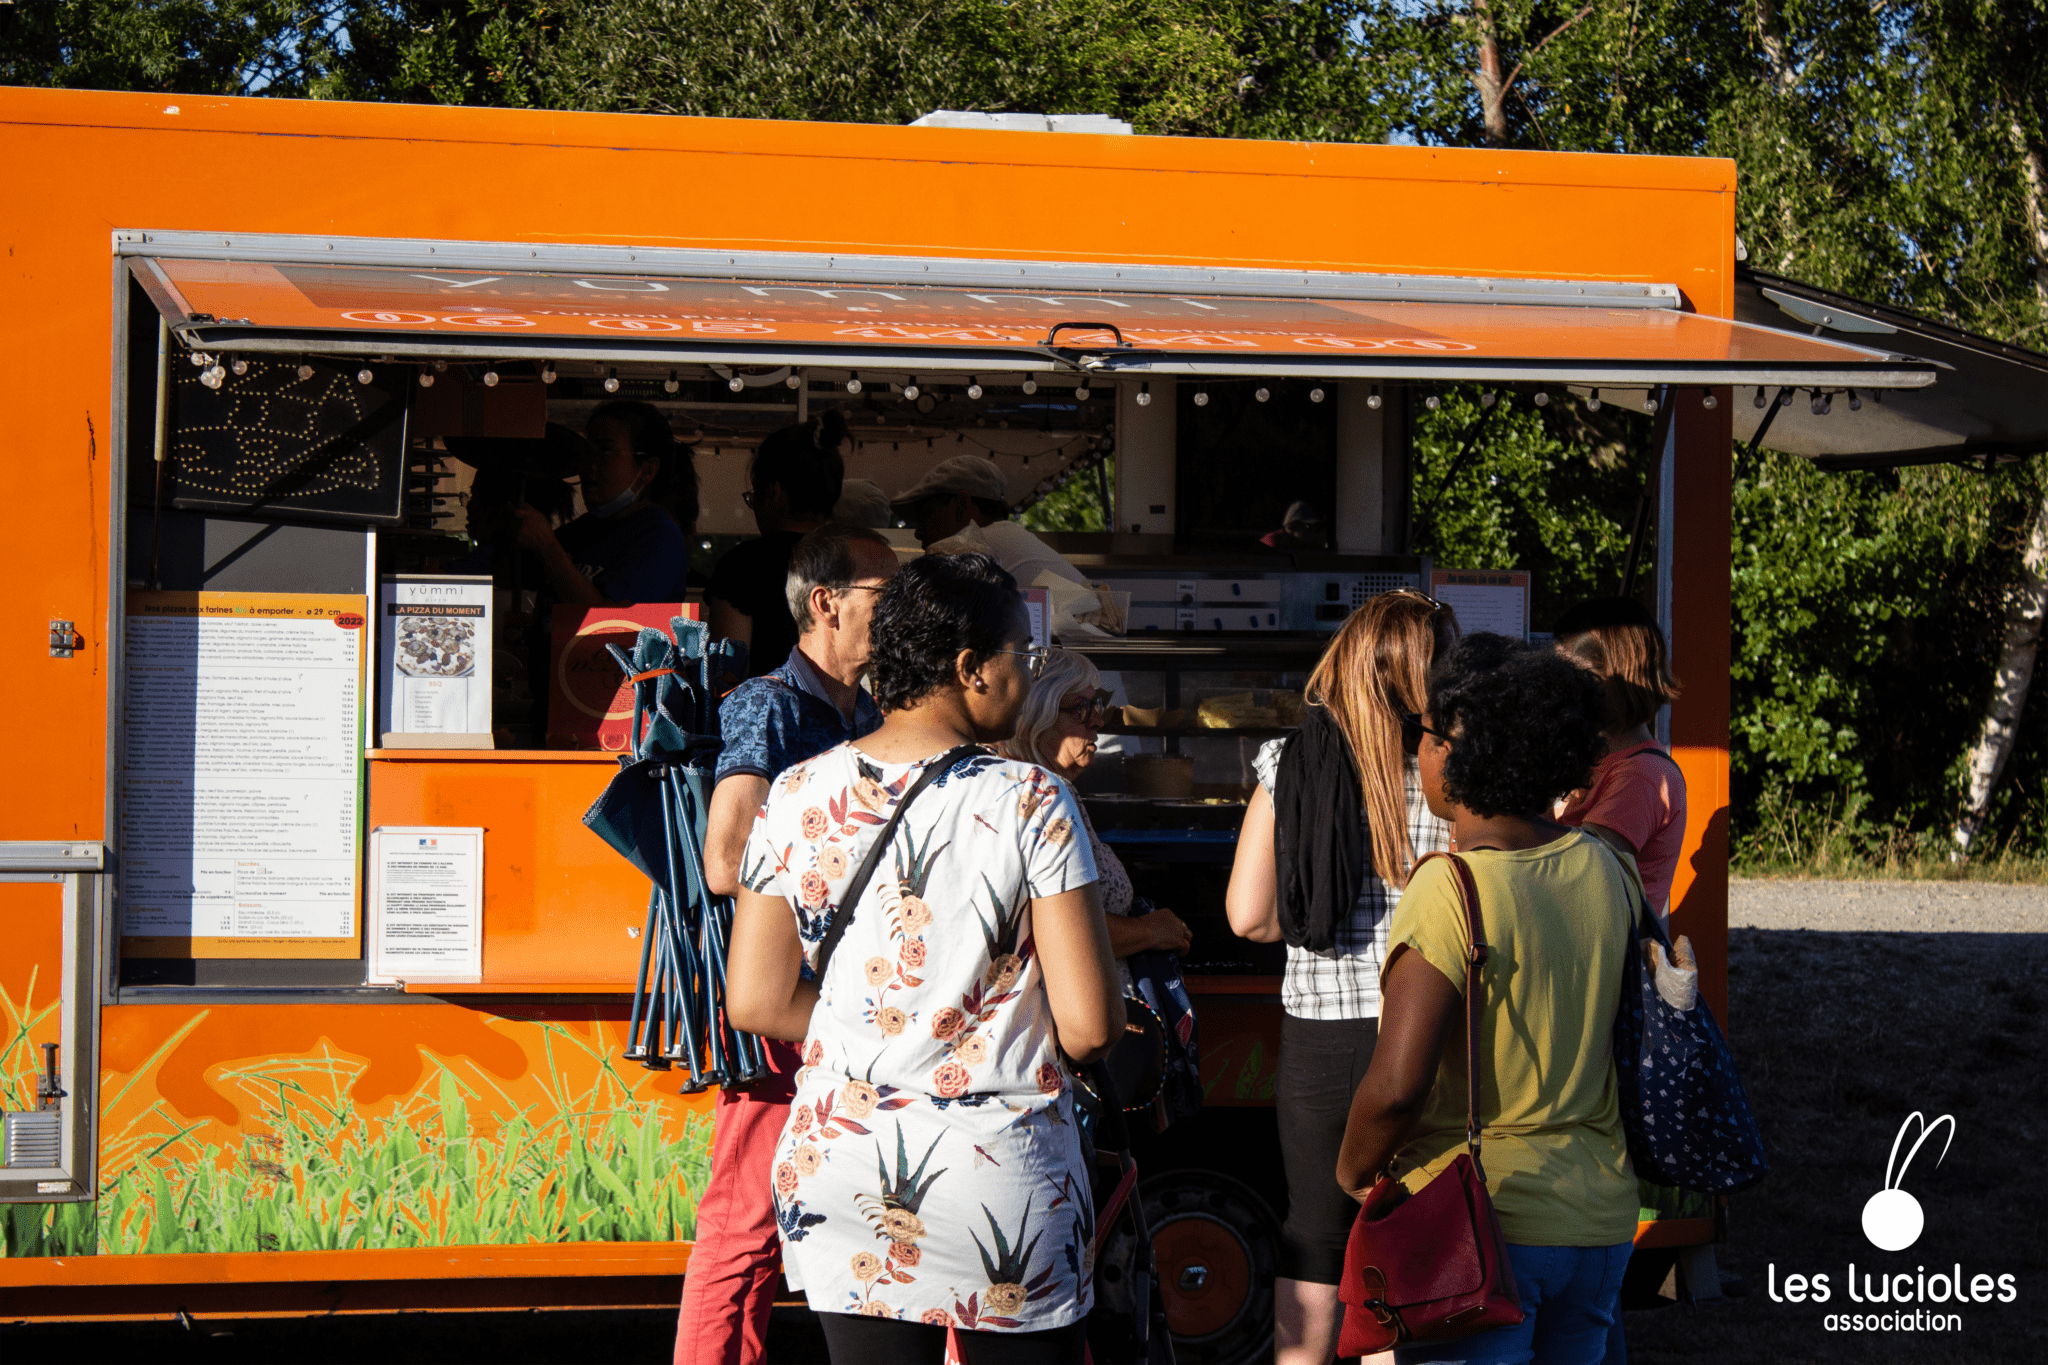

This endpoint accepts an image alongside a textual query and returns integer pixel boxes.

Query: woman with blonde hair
[1225,589,1459,1365]
[998,648,1193,981]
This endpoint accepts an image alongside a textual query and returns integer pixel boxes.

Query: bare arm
[726,885,819,1042]
[1225,785,1282,943]
[1334,945,1463,1195]
[512,506,608,606]
[704,775,771,898]
[1106,907,1191,958]
[1031,884,1122,1063]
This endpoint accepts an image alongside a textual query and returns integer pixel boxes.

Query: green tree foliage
[7,0,2047,849]
[0,0,329,93]
[1731,450,2048,847]
[1410,387,1655,629]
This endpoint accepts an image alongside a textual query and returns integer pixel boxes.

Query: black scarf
[1273,705,1368,953]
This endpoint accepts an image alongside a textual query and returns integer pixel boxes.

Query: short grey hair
[784,522,894,633]
[996,648,1103,768]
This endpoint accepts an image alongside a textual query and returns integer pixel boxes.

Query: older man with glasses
[677,521,899,1365]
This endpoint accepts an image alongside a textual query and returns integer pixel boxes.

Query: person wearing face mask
[511,399,699,608]
[709,410,848,678]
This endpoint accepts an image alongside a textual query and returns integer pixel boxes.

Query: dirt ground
[6,878,2046,1363]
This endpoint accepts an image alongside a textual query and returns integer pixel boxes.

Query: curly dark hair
[868,552,1023,711]
[1428,632,1607,818]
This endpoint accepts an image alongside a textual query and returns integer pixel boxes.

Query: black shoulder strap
[814,744,982,981]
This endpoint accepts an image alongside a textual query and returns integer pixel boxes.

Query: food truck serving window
[127,235,1940,391]
[111,232,1946,1003]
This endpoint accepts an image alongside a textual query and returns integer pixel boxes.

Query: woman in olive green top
[1337,633,1641,1365]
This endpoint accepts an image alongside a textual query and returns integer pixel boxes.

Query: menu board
[378,574,492,746]
[120,591,367,959]
[1429,569,1531,642]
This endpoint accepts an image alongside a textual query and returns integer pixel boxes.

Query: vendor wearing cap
[893,453,1095,594]
[896,453,1132,742]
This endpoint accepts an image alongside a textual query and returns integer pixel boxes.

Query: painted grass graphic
[2,983,712,1259]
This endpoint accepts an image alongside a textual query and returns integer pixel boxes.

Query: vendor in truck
[892,452,1107,636]
[894,453,1091,589]
[511,399,699,608]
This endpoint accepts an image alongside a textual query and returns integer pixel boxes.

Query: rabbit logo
[1862,1112,1956,1252]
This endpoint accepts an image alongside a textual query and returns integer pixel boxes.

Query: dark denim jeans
[1393,1242,1632,1365]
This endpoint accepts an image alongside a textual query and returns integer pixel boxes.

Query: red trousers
[673,1040,801,1365]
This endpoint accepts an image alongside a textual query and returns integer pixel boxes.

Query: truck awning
[1731,267,2048,469]
[125,233,1938,391]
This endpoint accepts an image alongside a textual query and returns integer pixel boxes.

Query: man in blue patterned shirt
[676,521,898,1365]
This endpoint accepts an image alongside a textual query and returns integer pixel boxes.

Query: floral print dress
[742,744,1102,1331]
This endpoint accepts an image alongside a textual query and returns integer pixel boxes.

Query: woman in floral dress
[729,551,1123,1364]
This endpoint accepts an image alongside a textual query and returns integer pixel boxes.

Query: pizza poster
[378,574,492,742]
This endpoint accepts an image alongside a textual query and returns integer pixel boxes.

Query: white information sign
[120,592,366,958]
[1430,570,1532,642]
[378,574,492,745]
[1022,587,1051,650]
[368,826,484,983]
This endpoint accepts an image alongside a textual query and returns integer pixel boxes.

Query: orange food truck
[0,86,1950,1357]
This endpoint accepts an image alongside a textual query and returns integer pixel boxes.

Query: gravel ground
[1731,877,2048,932]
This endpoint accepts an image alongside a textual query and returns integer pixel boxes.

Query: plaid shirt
[1254,739,1452,1021]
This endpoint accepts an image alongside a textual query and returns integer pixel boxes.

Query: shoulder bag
[813,745,982,982]
[1606,846,1770,1194]
[1336,851,1525,1357]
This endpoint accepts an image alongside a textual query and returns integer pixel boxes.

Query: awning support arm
[1620,386,1674,597]
[1743,387,1796,461]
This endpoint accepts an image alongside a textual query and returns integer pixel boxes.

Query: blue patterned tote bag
[1608,853,1770,1194]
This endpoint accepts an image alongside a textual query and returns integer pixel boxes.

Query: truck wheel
[1103,1168,1281,1365]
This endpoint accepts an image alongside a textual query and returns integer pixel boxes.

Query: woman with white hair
[997,648,1192,976]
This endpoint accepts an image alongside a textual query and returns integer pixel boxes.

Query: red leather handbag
[1336,853,1526,1357]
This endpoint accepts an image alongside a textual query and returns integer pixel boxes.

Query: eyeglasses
[1398,710,1451,756]
[1059,692,1112,726]
[991,645,1052,679]
[836,582,886,595]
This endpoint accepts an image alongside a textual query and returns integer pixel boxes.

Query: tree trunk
[2010,116,2048,314]
[1472,0,1508,144]
[1954,488,2048,854]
